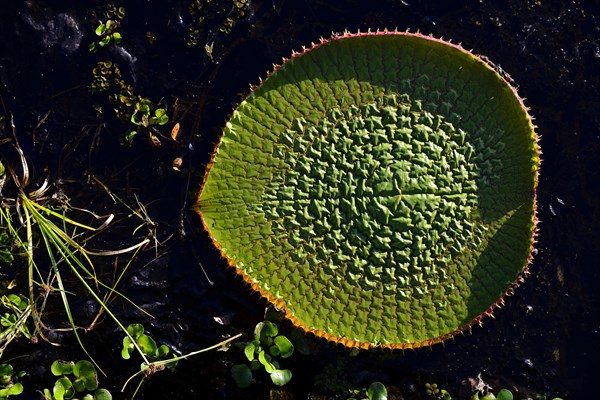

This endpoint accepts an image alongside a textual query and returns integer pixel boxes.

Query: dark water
[0,0,598,399]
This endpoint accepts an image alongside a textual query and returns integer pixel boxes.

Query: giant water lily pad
[196,31,539,349]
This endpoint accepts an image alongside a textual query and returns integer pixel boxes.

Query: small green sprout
[130,101,168,128]
[124,100,169,147]
[43,360,111,400]
[186,0,249,48]
[89,6,125,53]
[89,62,170,147]
[231,320,294,388]
[121,324,174,369]
[120,329,241,395]
[0,289,34,358]
[0,293,32,337]
[106,5,126,20]
[0,363,24,399]
[0,232,14,265]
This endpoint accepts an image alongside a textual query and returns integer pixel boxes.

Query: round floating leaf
[244,341,258,362]
[273,335,294,358]
[254,321,278,343]
[196,32,539,349]
[0,383,23,396]
[94,388,113,400]
[73,360,98,391]
[10,383,24,396]
[496,389,514,400]
[258,350,276,373]
[73,377,86,393]
[250,359,261,372]
[269,345,280,357]
[126,323,144,338]
[0,363,13,383]
[137,334,158,356]
[231,364,253,388]
[367,382,388,400]
[51,360,74,377]
[156,344,170,358]
[53,377,74,400]
[270,369,292,386]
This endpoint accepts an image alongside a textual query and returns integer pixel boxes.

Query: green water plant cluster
[0,232,14,266]
[0,176,16,266]
[120,324,241,396]
[125,100,169,147]
[231,320,294,388]
[87,6,169,147]
[42,360,111,400]
[89,5,125,53]
[121,323,174,369]
[0,292,33,357]
[426,383,452,400]
[0,363,24,399]
[90,60,169,147]
[186,0,249,48]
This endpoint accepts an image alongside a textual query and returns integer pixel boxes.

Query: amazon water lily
[196,31,539,349]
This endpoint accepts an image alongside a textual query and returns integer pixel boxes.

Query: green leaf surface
[126,323,144,338]
[0,383,23,397]
[111,32,122,44]
[273,335,294,358]
[93,388,112,400]
[496,389,513,400]
[197,32,539,348]
[244,341,257,362]
[254,321,278,342]
[156,344,170,358]
[73,377,86,393]
[121,337,133,359]
[123,129,138,147]
[367,382,388,400]
[258,350,276,373]
[0,363,13,379]
[231,364,253,388]
[136,333,158,356]
[53,377,74,400]
[73,361,98,391]
[95,24,105,36]
[270,369,292,386]
[51,360,74,377]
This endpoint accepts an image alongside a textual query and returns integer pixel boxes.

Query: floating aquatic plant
[196,31,540,349]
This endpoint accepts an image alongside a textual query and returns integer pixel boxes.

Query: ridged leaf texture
[196,32,539,349]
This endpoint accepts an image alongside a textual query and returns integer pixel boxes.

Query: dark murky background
[1,0,599,399]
